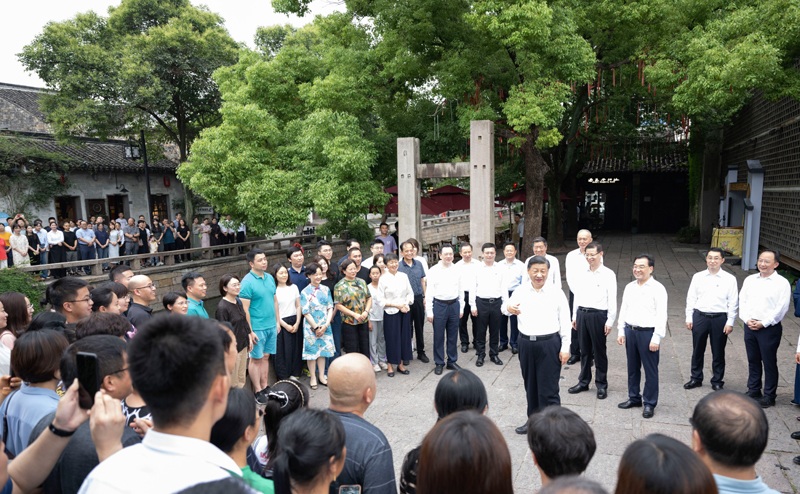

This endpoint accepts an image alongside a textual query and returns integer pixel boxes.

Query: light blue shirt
[76,228,96,245]
[35,229,47,249]
[0,384,60,456]
[498,257,526,292]
[187,298,209,318]
[714,474,780,494]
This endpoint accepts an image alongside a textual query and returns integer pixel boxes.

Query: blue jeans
[39,251,48,278]
[325,312,343,375]
[97,246,109,269]
[78,244,95,274]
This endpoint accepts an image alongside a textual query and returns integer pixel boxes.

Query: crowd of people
[0,213,247,276]
[0,221,795,493]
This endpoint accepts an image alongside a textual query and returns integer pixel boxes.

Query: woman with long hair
[273,264,302,381]
[90,286,121,314]
[0,292,33,349]
[253,379,310,477]
[216,275,254,389]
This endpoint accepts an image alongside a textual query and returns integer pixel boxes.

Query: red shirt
[0,239,7,260]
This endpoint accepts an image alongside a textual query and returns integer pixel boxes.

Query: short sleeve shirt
[398,259,426,296]
[377,235,398,254]
[240,270,277,331]
[334,278,371,325]
[187,298,209,318]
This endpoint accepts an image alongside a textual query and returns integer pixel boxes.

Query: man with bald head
[327,354,396,494]
[126,275,157,329]
[565,229,594,365]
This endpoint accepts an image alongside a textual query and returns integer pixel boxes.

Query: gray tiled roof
[581,152,688,174]
[0,83,48,121]
[0,132,178,172]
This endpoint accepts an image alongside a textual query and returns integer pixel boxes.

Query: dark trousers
[569,291,580,356]
[50,245,66,278]
[577,309,608,389]
[384,311,413,365]
[500,290,519,347]
[459,291,476,345]
[433,300,459,365]
[625,325,659,407]
[519,334,562,418]
[690,312,728,386]
[475,298,502,358]
[237,232,246,253]
[342,322,370,358]
[325,312,342,373]
[78,244,95,274]
[410,294,426,354]
[744,322,782,400]
[175,238,188,261]
[275,316,303,380]
[794,364,800,404]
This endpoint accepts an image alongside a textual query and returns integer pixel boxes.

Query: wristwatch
[48,422,76,437]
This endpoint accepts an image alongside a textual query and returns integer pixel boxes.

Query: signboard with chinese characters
[587,178,620,184]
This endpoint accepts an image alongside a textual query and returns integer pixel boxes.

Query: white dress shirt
[425,261,465,317]
[470,261,510,308]
[46,230,64,246]
[376,271,414,315]
[498,257,526,292]
[572,264,617,327]
[565,248,585,292]
[456,259,479,296]
[78,430,242,494]
[361,257,374,269]
[523,254,561,289]
[504,283,572,353]
[685,269,739,326]
[738,271,791,328]
[415,255,429,275]
[617,277,668,344]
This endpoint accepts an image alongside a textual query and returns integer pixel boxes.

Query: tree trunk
[546,179,564,249]
[520,128,546,260]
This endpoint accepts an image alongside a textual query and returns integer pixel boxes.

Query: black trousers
[410,294,426,354]
[625,325,659,407]
[275,316,303,380]
[384,311,413,365]
[577,309,608,389]
[459,291,477,345]
[500,290,519,348]
[744,322,782,400]
[50,245,66,278]
[475,298,502,358]
[342,322,370,358]
[690,311,728,386]
[432,300,459,366]
[568,291,580,356]
[519,334,562,418]
[237,232,246,253]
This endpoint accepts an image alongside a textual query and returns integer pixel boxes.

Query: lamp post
[123,132,153,225]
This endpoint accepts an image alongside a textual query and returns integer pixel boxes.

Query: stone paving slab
[298,233,800,493]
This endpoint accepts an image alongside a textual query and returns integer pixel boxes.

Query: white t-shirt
[276,285,300,318]
[368,284,384,321]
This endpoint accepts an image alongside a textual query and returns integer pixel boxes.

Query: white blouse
[47,230,64,246]
[376,271,414,315]
[276,285,300,318]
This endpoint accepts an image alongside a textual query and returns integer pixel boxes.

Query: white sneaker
[157,262,164,266]
[373,364,381,372]
[379,362,388,370]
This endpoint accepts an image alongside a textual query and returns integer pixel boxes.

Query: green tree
[18,0,239,218]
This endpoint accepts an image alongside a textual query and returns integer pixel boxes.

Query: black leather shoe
[746,391,763,400]
[476,357,485,367]
[618,400,643,409]
[515,424,528,435]
[498,344,509,352]
[683,380,702,389]
[758,396,776,408]
[643,405,655,418]
[461,344,469,353]
[434,365,443,375]
[597,388,608,400]
[491,356,503,365]
[712,384,724,391]
[567,355,580,365]
[397,368,410,375]
[446,362,461,370]
[794,456,800,466]
[568,384,590,394]
[511,346,519,355]
[403,360,409,366]
[387,371,395,377]
[417,352,430,363]
[791,431,800,440]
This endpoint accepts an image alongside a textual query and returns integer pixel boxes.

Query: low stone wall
[419,211,506,245]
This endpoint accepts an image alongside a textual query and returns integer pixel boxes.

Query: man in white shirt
[457,243,479,353]
[617,254,667,419]
[524,236,562,290]
[426,244,465,375]
[79,316,240,494]
[498,241,526,354]
[470,243,509,367]
[564,230,594,364]
[739,249,791,408]
[361,238,385,269]
[505,256,571,435]
[684,247,739,391]
[568,241,616,400]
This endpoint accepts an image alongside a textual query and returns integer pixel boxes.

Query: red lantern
[164,177,170,187]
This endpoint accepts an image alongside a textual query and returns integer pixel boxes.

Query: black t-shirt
[177,226,189,242]
[216,298,251,353]
[121,398,152,427]
[63,231,77,249]
[29,411,142,494]
[126,302,152,329]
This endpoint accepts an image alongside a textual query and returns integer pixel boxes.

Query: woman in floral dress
[301,261,335,389]
[9,224,29,266]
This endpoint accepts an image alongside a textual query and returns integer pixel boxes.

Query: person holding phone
[29,335,140,494]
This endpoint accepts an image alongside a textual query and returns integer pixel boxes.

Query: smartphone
[339,487,361,494]
[76,352,100,409]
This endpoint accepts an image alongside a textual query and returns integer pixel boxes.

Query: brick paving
[298,233,800,493]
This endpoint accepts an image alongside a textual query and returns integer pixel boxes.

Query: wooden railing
[16,234,322,277]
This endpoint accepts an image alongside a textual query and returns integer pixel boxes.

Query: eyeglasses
[228,282,241,288]
[135,284,157,290]
[110,367,128,375]
[26,303,34,310]
[67,296,92,304]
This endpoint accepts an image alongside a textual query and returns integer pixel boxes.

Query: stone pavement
[300,233,800,493]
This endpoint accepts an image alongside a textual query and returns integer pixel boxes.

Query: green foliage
[18,0,239,162]
[676,225,700,243]
[687,152,702,209]
[0,268,46,314]
[0,137,72,217]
